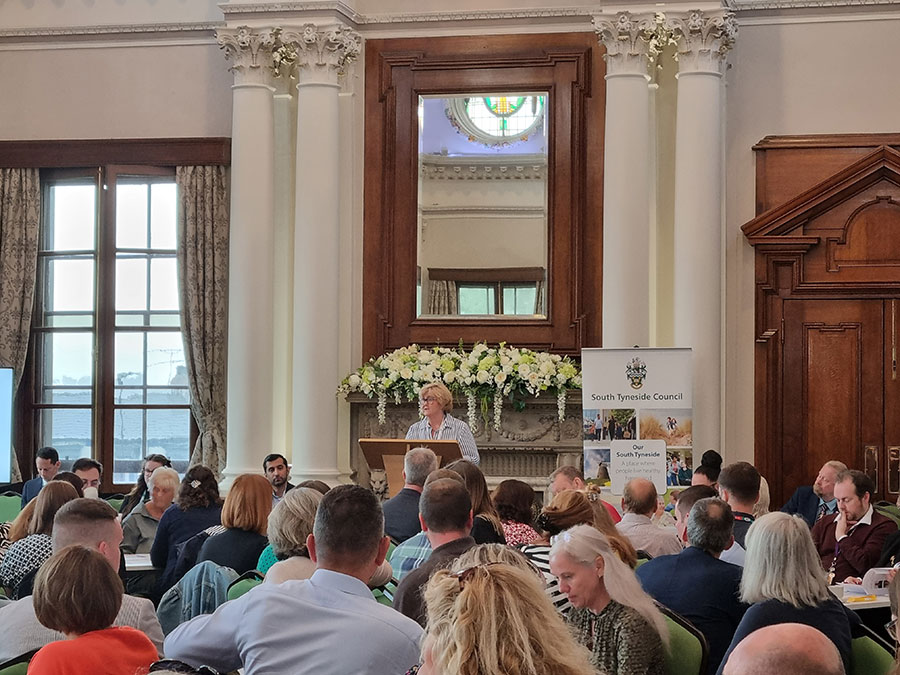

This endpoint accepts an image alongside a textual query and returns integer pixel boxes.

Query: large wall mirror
[364,33,604,358]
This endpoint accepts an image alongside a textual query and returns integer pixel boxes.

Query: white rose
[400,368,413,379]
[444,371,457,383]
[528,372,540,385]
[518,364,531,378]
[494,372,507,385]
[348,374,361,388]
[476,370,491,384]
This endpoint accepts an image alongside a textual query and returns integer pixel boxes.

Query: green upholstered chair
[850,625,895,675]
[372,577,399,607]
[659,605,709,675]
[0,493,21,523]
[227,570,265,601]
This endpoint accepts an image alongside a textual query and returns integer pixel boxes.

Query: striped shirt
[518,543,572,615]
[406,413,480,464]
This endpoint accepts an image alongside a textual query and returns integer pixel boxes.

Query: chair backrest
[0,648,38,675]
[659,606,709,675]
[157,560,238,635]
[0,494,21,523]
[105,496,125,513]
[371,577,399,607]
[227,570,264,601]
[850,635,895,675]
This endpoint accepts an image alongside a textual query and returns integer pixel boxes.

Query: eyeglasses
[420,396,438,403]
[452,562,503,589]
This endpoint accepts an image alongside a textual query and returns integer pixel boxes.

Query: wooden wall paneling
[0,138,232,168]
[363,33,604,359]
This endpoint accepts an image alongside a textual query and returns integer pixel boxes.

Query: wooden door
[782,299,889,501]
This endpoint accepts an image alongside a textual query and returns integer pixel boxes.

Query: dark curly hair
[176,465,222,511]
[492,479,536,526]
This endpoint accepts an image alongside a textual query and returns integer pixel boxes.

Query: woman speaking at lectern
[405,381,480,465]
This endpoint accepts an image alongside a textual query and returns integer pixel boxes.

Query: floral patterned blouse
[501,520,540,547]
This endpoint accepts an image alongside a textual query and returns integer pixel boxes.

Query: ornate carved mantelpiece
[347,392,585,498]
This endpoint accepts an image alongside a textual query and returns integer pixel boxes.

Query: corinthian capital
[667,11,738,74]
[281,24,362,86]
[217,26,279,86]
[593,12,655,77]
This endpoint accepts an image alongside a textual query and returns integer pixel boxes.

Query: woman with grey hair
[717,512,855,675]
[263,486,393,587]
[121,466,180,554]
[549,524,668,675]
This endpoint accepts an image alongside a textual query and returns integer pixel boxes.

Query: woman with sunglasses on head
[549,524,668,675]
[413,559,595,675]
[406,381,479,464]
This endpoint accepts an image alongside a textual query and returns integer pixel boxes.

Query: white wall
[723,15,900,464]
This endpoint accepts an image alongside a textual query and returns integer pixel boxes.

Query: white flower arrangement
[338,342,582,429]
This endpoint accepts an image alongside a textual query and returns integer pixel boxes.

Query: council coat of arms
[625,356,647,389]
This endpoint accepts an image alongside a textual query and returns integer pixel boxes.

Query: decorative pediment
[742,145,900,248]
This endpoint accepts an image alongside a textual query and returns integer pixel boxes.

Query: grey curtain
[428,279,458,315]
[0,169,40,481]
[534,279,545,315]
[176,166,229,477]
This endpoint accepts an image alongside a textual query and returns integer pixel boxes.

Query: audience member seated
[616,477,682,558]
[781,460,847,527]
[295,479,330,494]
[72,457,103,497]
[722,623,844,675]
[393,477,475,626]
[637,497,747,674]
[0,481,78,595]
[549,524,669,675]
[30,545,158,675]
[389,468,464,580]
[150,465,223,593]
[383,446,439,543]
[691,449,723,489]
[0,498,164,662]
[51,471,85,497]
[263,453,294,507]
[445,459,506,544]
[417,560,595,675]
[717,462,762,566]
[120,454,172,518]
[811,469,896,583]
[20,446,61,508]
[520,489,610,614]
[549,465,621,523]
[121,466,179,554]
[753,476,770,519]
[672,485,718,544]
[582,484,638,567]
[491,479,540,546]
[197,473,271,575]
[164,485,423,674]
[719,512,857,674]
[263,487,322,584]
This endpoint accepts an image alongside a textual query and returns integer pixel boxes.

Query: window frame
[2,138,230,491]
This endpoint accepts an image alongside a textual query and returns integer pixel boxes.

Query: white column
[284,24,361,484]
[217,27,278,486]
[670,11,737,453]
[594,13,653,348]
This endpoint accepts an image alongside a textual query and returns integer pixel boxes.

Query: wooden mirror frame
[363,33,605,359]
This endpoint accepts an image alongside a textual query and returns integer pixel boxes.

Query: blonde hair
[9,500,36,542]
[423,562,596,675]
[452,543,541,578]
[222,474,272,536]
[267,487,322,559]
[740,512,831,609]
[550,525,669,645]
[419,381,453,412]
[753,475,771,519]
[581,485,638,568]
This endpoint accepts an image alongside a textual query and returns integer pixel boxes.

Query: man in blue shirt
[637,497,747,675]
[165,485,423,675]
[781,460,847,527]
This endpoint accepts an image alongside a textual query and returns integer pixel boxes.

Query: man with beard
[781,460,847,527]
[263,453,295,507]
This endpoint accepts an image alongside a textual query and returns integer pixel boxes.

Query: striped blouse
[406,413,479,464]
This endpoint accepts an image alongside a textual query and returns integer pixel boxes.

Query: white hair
[147,466,180,493]
[550,524,669,645]
[740,512,831,608]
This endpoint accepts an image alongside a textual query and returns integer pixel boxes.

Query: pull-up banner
[580,348,693,495]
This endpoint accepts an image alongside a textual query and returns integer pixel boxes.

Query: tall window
[35,167,191,487]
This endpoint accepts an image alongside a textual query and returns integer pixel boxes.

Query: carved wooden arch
[743,138,900,504]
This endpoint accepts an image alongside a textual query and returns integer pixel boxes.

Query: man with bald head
[616,477,683,558]
[722,623,844,675]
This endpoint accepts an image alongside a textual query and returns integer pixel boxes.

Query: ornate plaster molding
[592,12,656,77]
[667,10,738,74]
[280,23,361,85]
[420,153,547,181]
[217,26,279,86]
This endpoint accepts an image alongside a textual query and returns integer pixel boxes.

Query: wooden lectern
[359,439,462,499]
